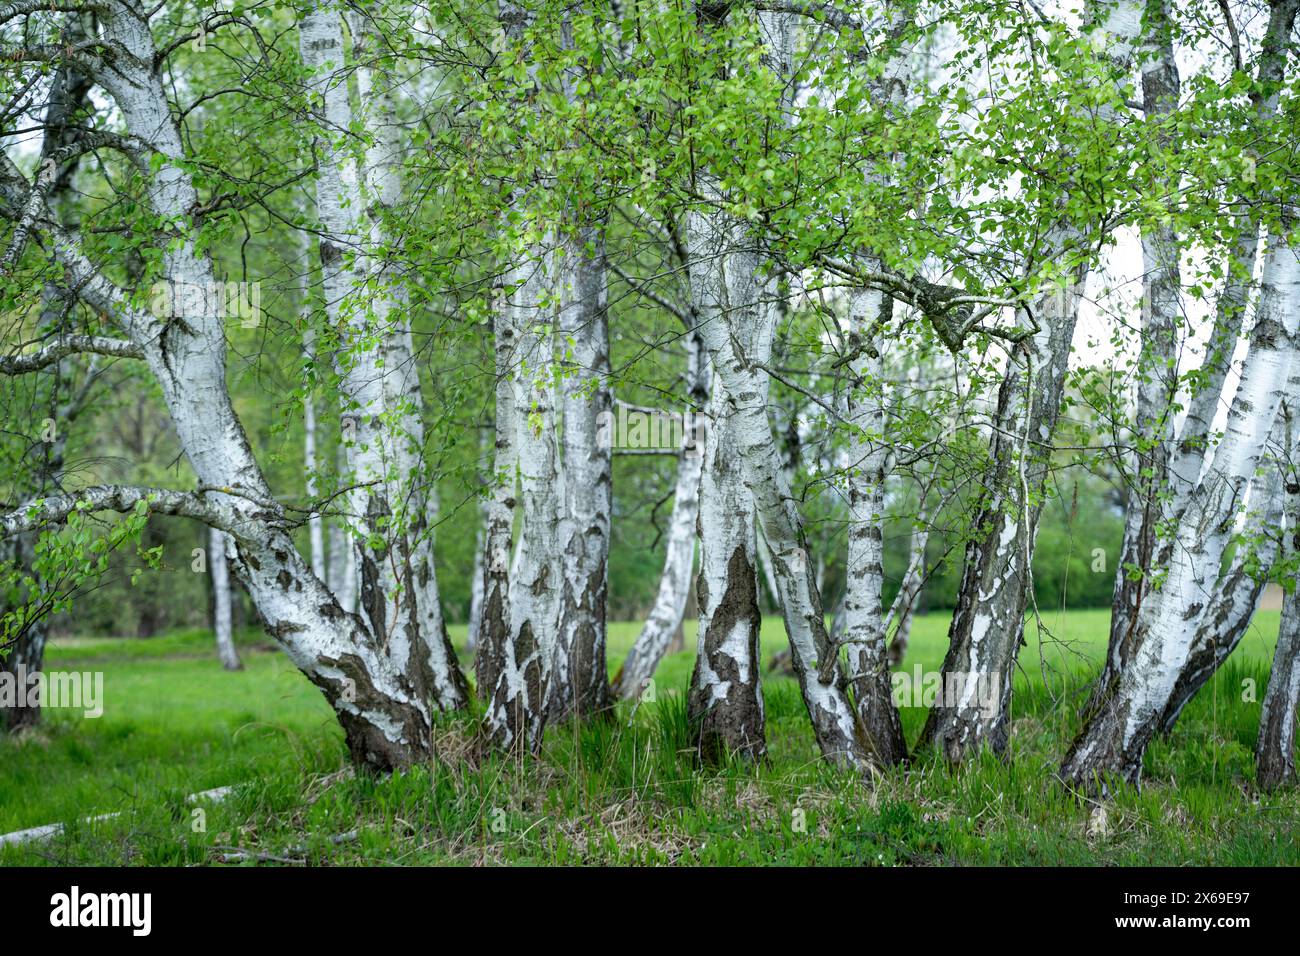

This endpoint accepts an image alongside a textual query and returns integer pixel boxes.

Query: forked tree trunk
[300,4,467,712]
[690,210,879,767]
[1101,0,1297,733]
[920,283,1083,761]
[615,327,708,700]
[50,3,436,770]
[686,206,767,763]
[1097,1,1181,698]
[1062,230,1300,790]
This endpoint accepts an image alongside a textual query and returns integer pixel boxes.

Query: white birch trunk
[686,208,767,763]
[1063,232,1300,788]
[551,221,613,720]
[920,282,1081,760]
[1,27,89,733]
[840,287,907,764]
[480,253,564,752]
[1156,434,1285,733]
[327,440,358,614]
[300,241,326,583]
[475,279,519,734]
[209,528,243,671]
[1257,410,1300,789]
[756,524,782,613]
[466,496,488,654]
[300,4,467,711]
[886,507,930,667]
[924,0,1146,761]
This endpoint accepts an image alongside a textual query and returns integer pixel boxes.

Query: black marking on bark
[688,543,765,763]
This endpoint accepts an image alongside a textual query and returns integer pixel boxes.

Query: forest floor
[2,608,1297,865]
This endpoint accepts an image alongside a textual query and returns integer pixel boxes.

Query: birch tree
[209,527,242,671]
[920,0,1147,762]
[1062,228,1300,788]
[474,0,566,752]
[0,15,90,731]
[0,2,437,770]
[1256,402,1300,790]
[1092,0,1293,714]
[299,1,468,713]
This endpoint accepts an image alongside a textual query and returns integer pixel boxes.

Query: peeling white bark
[1156,456,1285,734]
[480,251,563,752]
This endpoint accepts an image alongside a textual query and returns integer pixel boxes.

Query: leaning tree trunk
[920,0,1146,764]
[65,3,434,770]
[1097,151,1180,711]
[209,528,243,671]
[919,286,1081,761]
[1155,444,1285,733]
[1099,0,1293,731]
[1257,559,1300,791]
[1062,230,1300,790]
[615,326,708,700]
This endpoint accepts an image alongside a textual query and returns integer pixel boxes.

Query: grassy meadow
[1,608,1297,865]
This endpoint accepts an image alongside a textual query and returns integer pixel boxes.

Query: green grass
[2,609,1297,865]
